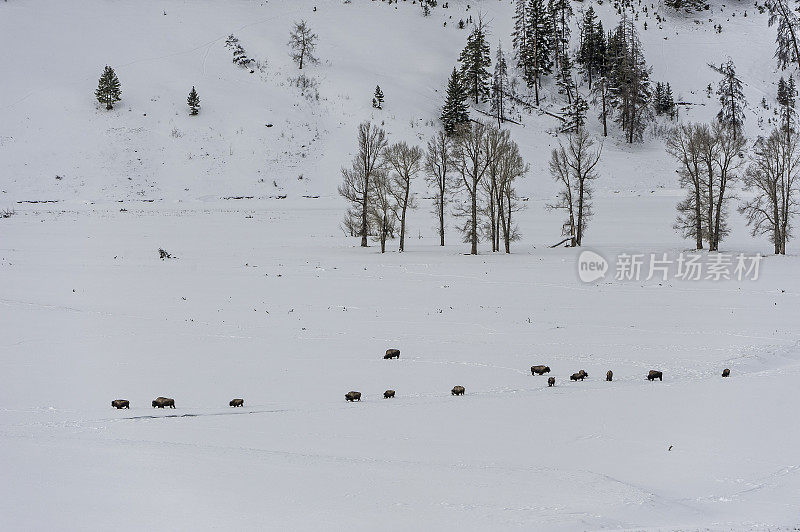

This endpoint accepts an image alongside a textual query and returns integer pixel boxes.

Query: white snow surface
[1,0,799,530]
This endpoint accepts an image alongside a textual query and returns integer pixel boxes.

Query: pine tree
[765,0,800,71]
[187,86,200,115]
[373,85,384,109]
[95,66,122,110]
[548,0,573,73]
[458,19,492,104]
[777,75,796,136]
[524,0,555,105]
[556,50,575,104]
[577,6,602,89]
[233,44,250,66]
[608,17,653,143]
[441,68,470,134]
[664,82,675,118]
[654,82,665,114]
[490,44,510,124]
[561,92,588,133]
[512,0,530,68]
[716,59,746,140]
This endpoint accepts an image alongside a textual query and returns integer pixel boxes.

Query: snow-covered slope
[1,0,799,530]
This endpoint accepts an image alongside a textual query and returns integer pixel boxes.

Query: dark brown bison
[451,385,465,396]
[383,389,395,399]
[722,368,730,377]
[384,349,400,359]
[547,377,555,387]
[570,372,585,381]
[647,370,663,381]
[229,398,244,407]
[152,397,175,408]
[111,399,130,409]
[345,391,361,402]
[606,370,613,382]
[531,365,551,375]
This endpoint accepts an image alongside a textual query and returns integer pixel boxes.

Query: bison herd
[111,397,243,409]
[111,348,735,409]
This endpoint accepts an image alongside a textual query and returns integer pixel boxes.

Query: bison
[345,391,362,402]
[531,365,551,376]
[722,368,730,378]
[570,372,585,381]
[547,377,555,387]
[111,399,130,409]
[606,370,613,382]
[383,389,395,399]
[384,349,400,359]
[152,397,175,408]
[451,385,465,396]
[647,370,663,381]
[229,398,244,407]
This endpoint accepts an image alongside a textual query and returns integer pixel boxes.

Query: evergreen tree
[577,6,602,89]
[664,82,675,118]
[513,0,555,105]
[490,44,510,124]
[548,0,573,73]
[441,67,470,134]
[373,85,385,109]
[716,59,746,140]
[232,44,250,66]
[95,66,122,110]
[512,0,530,69]
[561,92,588,133]
[765,0,800,71]
[654,82,675,116]
[458,19,492,104]
[777,75,796,136]
[556,50,576,104]
[187,86,200,115]
[608,17,653,143]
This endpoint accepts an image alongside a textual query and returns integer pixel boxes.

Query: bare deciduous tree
[425,132,453,246]
[495,136,527,253]
[667,123,706,250]
[338,122,388,247]
[707,123,746,251]
[369,172,397,253]
[740,128,800,254]
[384,142,423,252]
[667,122,745,251]
[289,20,318,70]
[452,122,491,255]
[548,129,601,246]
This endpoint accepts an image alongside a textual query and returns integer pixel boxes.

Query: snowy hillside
[1,0,799,530]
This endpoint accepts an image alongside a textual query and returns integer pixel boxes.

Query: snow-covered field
[1,0,799,529]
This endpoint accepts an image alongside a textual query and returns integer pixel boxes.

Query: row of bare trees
[339,121,528,254]
[338,123,422,253]
[668,122,800,254]
[548,129,602,247]
[667,122,746,252]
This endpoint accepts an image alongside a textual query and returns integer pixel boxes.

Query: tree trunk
[713,179,727,252]
[470,175,478,255]
[360,181,369,247]
[694,183,704,250]
[399,189,409,252]
[576,180,585,246]
[601,89,608,137]
[380,216,387,253]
